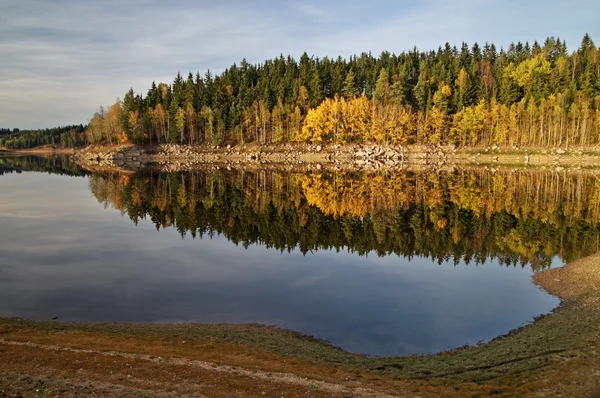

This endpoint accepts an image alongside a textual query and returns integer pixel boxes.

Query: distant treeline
[0,125,87,149]
[81,34,600,148]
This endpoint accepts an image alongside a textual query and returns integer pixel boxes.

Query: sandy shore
[1,252,599,397]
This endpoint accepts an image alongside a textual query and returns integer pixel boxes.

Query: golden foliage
[297,95,415,144]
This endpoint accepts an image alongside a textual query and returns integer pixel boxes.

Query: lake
[3,155,598,357]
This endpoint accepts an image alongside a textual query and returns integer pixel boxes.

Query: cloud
[0,0,598,128]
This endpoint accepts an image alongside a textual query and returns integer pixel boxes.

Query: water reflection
[89,167,600,269]
[0,154,88,177]
[2,155,596,356]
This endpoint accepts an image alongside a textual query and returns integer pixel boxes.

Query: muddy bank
[1,251,600,397]
[6,146,77,155]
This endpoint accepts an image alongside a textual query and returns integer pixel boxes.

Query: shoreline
[65,142,600,175]
[3,146,76,155]
[1,252,599,396]
[5,143,600,173]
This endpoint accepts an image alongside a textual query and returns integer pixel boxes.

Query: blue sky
[1,0,598,129]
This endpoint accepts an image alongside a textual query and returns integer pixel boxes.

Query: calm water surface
[2,156,593,356]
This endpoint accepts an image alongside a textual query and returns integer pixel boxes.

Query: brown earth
[1,252,600,397]
[6,145,77,155]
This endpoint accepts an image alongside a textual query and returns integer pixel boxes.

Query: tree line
[0,125,87,149]
[3,35,598,150]
[80,34,599,148]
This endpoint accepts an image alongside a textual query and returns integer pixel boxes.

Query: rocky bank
[73,142,600,173]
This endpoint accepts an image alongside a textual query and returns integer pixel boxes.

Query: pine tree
[342,69,357,98]
[373,68,390,106]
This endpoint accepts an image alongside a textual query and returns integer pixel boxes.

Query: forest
[78,34,599,148]
[88,168,600,270]
[0,125,87,149]
[3,35,598,150]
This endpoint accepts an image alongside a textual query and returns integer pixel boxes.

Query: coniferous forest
[0,126,86,149]
[3,35,599,150]
[85,35,600,148]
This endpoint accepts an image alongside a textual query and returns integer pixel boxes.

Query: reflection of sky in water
[0,171,561,357]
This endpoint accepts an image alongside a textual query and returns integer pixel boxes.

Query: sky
[1,0,599,129]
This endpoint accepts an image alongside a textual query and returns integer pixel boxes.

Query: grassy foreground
[1,254,600,397]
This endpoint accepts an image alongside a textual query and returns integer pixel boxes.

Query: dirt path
[0,339,418,397]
